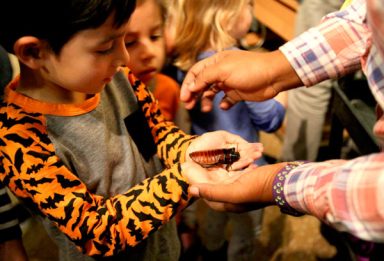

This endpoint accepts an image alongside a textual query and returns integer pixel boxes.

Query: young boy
[0,0,262,259]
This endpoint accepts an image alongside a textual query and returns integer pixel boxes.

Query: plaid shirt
[279,0,384,243]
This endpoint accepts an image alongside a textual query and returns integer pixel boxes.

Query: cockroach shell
[189,150,220,166]
[189,148,239,168]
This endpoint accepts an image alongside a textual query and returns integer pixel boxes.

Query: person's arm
[279,0,368,87]
[180,50,302,111]
[127,69,194,166]
[187,153,384,243]
[180,0,369,112]
[284,154,384,243]
[0,183,28,261]
[0,100,262,257]
[1,143,190,257]
[127,69,262,170]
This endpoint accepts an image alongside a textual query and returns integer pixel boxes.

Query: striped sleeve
[284,153,384,242]
[127,69,196,166]
[0,182,22,243]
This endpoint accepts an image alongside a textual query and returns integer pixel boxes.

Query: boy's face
[125,0,166,85]
[42,14,131,95]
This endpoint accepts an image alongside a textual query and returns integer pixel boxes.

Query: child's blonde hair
[168,0,249,71]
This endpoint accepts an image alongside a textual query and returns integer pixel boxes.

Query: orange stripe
[5,76,99,116]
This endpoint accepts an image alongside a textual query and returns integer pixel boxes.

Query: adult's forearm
[286,153,384,242]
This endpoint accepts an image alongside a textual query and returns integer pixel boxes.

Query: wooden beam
[253,0,298,41]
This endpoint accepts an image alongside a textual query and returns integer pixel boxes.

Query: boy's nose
[117,44,130,67]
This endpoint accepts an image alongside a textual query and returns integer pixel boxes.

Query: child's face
[42,14,131,95]
[229,0,254,40]
[125,0,166,85]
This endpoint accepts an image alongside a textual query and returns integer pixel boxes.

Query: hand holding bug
[186,130,263,170]
[186,162,288,212]
[180,161,238,185]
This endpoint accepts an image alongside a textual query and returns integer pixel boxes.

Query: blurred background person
[280,0,344,162]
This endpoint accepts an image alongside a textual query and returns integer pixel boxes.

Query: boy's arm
[127,70,263,169]
[127,70,196,167]
[0,112,190,258]
[1,74,262,258]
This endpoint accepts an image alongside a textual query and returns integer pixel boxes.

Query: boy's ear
[13,36,47,69]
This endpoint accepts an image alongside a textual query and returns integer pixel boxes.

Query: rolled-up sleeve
[284,153,384,243]
[280,0,370,86]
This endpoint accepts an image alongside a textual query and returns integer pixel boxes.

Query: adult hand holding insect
[185,162,287,212]
[185,130,263,171]
[181,161,258,193]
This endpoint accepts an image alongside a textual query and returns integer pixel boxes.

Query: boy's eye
[96,48,113,54]
[96,43,114,54]
[125,40,136,48]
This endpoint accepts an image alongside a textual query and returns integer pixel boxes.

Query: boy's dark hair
[0,0,136,54]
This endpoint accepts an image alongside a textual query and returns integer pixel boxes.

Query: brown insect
[189,147,240,169]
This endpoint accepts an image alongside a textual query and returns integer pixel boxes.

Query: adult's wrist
[272,161,308,216]
[269,50,303,93]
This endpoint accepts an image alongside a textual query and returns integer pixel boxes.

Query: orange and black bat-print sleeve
[0,106,189,257]
[126,70,197,168]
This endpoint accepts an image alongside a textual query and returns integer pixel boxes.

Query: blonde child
[167,0,286,259]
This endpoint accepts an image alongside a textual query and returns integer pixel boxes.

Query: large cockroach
[189,147,240,169]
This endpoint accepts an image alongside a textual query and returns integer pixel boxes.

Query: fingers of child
[181,162,207,183]
[242,142,264,156]
[231,143,263,168]
[230,158,254,170]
